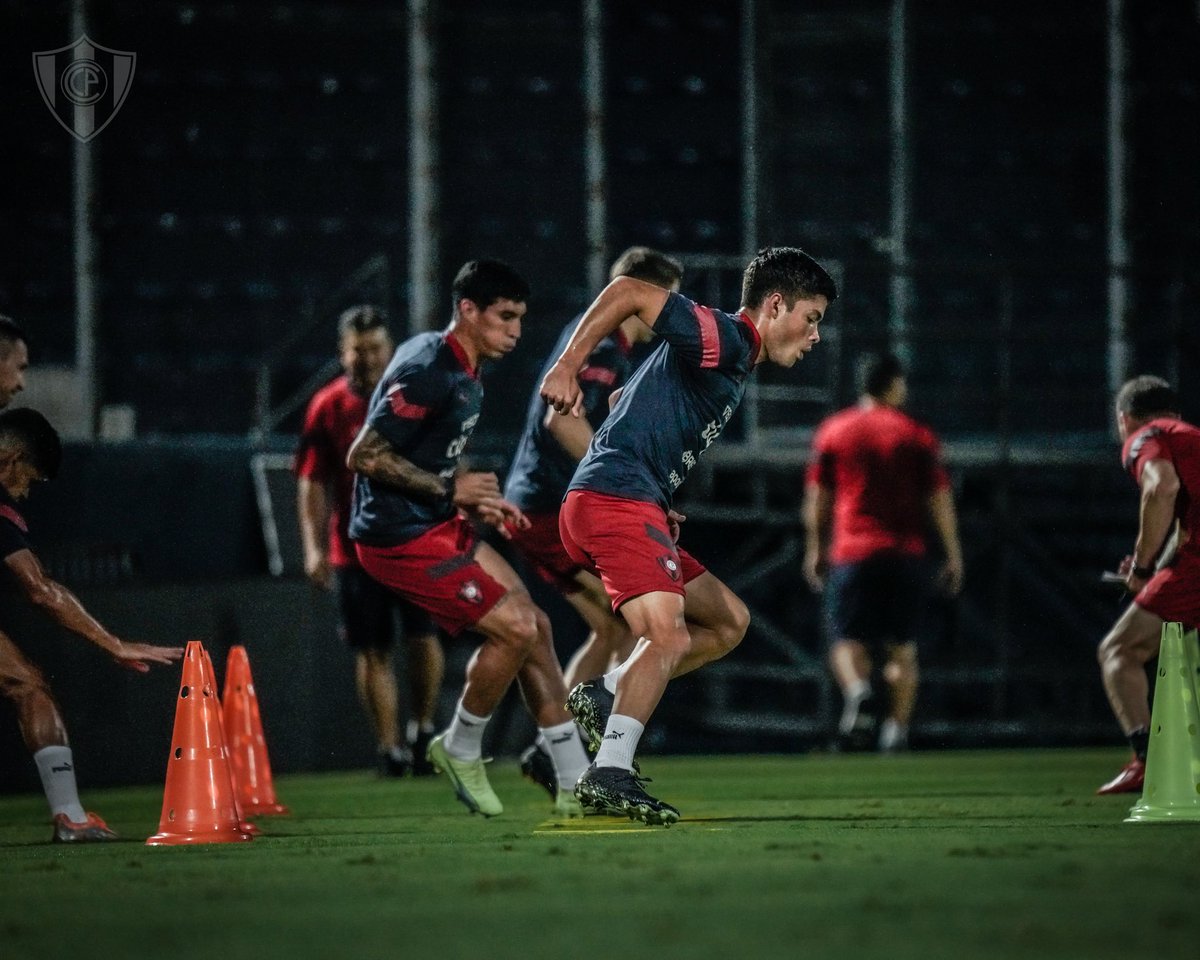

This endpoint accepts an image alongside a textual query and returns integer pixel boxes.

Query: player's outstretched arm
[3,549,183,672]
[541,277,669,416]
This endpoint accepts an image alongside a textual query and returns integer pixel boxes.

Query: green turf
[2,748,1198,960]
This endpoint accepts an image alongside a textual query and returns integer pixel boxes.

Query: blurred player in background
[802,352,963,753]
[0,315,30,408]
[0,407,182,842]
[1095,375,1200,795]
[503,247,682,796]
[296,306,445,777]
[541,246,837,824]
[348,260,589,818]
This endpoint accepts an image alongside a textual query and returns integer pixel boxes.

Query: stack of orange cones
[146,641,253,845]
[222,645,289,817]
[199,645,260,836]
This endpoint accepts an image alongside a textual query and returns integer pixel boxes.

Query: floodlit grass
[1,749,1198,960]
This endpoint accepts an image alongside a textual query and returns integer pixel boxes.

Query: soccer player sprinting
[347,260,589,817]
[503,247,681,794]
[296,305,445,778]
[541,247,838,824]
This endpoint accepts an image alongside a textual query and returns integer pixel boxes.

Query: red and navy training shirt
[806,404,949,565]
[1122,416,1200,561]
[348,331,483,546]
[568,292,761,511]
[504,316,633,512]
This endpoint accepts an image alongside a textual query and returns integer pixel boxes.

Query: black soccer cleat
[566,679,613,755]
[567,679,641,774]
[574,763,680,826]
[519,743,558,800]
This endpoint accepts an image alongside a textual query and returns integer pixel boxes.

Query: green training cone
[1126,622,1200,823]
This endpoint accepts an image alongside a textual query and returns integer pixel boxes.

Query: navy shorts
[336,564,437,651]
[823,552,928,649]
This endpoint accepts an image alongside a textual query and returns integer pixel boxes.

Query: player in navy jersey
[803,352,963,753]
[1095,376,1200,795]
[541,246,838,823]
[296,306,444,778]
[504,248,681,794]
[0,407,182,842]
[348,260,589,818]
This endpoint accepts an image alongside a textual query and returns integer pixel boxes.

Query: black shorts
[335,565,437,652]
[823,552,928,649]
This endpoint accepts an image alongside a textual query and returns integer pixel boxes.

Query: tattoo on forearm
[352,428,448,504]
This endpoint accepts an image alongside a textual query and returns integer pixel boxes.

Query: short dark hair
[0,408,62,480]
[0,315,28,352]
[451,259,530,315]
[1115,375,1179,420]
[856,352,905,399]
[609,247,685,288]
[338,304,389,339]
[741,246,838,310]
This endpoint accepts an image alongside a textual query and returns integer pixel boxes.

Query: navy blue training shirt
[348,331,483,546]
[504,317,634,512]
[568,292,761,511]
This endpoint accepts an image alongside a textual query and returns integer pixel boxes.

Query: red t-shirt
[1122,416,1200,561]
[806,404,950,564]
[294,376,368,567]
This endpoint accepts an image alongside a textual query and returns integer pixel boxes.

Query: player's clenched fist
[539,360,583,417]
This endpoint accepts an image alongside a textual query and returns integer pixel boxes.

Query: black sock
[1128,729,1150,761]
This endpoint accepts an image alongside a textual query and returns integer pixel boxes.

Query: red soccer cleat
[1095,757,1146,795]
[51,811,119,843]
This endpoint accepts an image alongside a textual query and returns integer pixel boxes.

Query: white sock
[34,746,87,822]
[443,701,489,761]
[879,719,908,751]
[593,714,644,771]
[600,643,648,696]
[406,719,436,743]
[839,680,874,735]
[382,743,413,762]
[540,720,589,789]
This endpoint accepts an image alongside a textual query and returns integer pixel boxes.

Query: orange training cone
[222,645,289,816]
[146,641,253,845]
[199,644,260,836]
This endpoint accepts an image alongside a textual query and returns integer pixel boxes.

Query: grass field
[1,748,1197,960]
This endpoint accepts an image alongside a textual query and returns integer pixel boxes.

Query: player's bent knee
[716,600,751,654]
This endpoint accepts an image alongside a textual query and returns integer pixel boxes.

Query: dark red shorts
[1136,550,1200,629]
[559,490,706,611]
[507,510,583,595]
[354,515,507,636]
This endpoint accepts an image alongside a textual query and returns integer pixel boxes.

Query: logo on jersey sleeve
[387,385,430,420]
[457,580,484,604]
[657,554,681,581]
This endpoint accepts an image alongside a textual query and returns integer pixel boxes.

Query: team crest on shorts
[458,580,484,604]
[657,554,681,582]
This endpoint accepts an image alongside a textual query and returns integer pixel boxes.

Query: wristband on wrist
[1131,564,1154,579]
